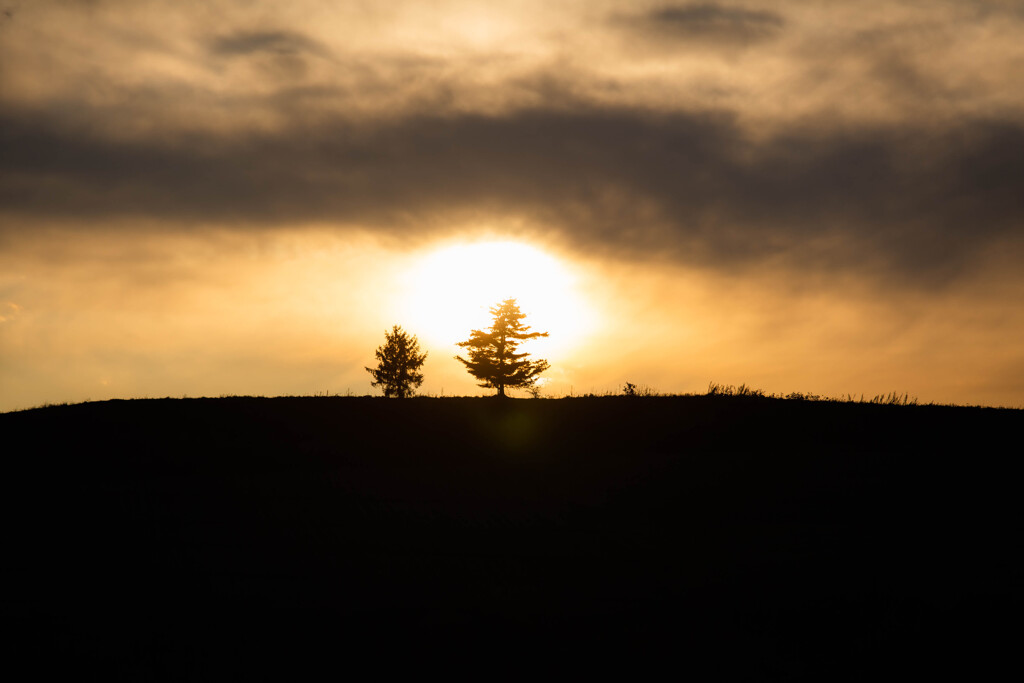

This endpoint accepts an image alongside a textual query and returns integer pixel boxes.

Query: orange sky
[3,1,1024,410]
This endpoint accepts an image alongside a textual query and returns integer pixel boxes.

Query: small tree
[455,298,549,398]
[365,325,428,398]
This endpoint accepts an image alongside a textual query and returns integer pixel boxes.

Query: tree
[455,298,550,398]
[365,325,428,398]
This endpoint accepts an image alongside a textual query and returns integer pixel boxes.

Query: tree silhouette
[365,325,427,398]
[455,298,550,398]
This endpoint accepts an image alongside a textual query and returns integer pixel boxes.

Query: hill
[2,396,1021,678]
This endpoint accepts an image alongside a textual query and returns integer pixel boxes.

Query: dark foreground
[2,396,1022,679]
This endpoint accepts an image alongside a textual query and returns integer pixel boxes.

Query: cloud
[2,99,1023,286]
[2,0,1024,289]
[208,30,330,58]
[0,301,21,323]
[205,29,333,81]
[621,3,785,46]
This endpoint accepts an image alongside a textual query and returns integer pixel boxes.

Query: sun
[398,240,594,358]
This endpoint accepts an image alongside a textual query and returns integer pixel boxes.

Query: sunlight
[398,240,595,358]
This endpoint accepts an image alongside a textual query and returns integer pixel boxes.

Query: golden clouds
[4,1,1023,133]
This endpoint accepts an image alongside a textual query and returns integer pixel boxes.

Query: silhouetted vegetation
[705,381,921,405]
[365,324,427,398]
[706,381,766,397]
[455,298,549,397]
[867,390,918,405]
[622,382,657,396]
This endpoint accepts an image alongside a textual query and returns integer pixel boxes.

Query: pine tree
[365,325,428,398]
[455,298,550,397]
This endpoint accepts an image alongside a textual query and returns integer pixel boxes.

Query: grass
[705,382,921,405]
[14,381,1023,414]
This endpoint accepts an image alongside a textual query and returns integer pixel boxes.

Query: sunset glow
[400,241,595,356]
[2,1,1024,409]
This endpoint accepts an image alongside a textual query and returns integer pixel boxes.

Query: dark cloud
[0,3,16,27]
[2,100,1023,285]
[623,3,785,45]
[209,30,330,58]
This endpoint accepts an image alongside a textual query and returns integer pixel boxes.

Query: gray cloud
[209,30,329,58]
[2,99,1022,286]
[3,1,1024,290]
[623,3,785,45]
[206,29,332,80]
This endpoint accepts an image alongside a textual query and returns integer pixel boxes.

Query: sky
[3,0,1024,410]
